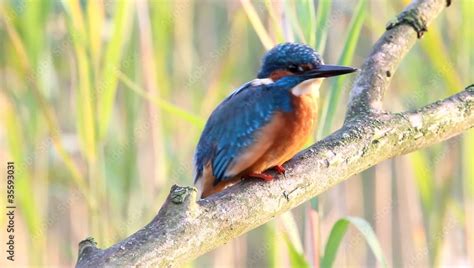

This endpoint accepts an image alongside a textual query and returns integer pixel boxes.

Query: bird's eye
[287,64,298,72]
[288,64,304,73]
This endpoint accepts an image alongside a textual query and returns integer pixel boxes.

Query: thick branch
[346,0,446,119]
[76,0,470,267]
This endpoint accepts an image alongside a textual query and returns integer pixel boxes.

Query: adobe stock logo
[5,161,16,262]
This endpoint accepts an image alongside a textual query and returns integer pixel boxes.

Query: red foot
[273,165,286,175]
[248,173,274,181]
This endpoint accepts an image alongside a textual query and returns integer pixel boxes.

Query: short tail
[194,174,204,199]
[194,166,204,199]
[194,162,235,198]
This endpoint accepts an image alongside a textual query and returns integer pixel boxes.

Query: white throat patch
[291,78,323,96]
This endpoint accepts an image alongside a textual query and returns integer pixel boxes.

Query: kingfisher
[194,42,357,198]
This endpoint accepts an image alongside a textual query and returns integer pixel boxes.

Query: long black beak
[300,64,358,79]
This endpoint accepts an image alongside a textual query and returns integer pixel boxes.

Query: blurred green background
[0,0,472,267]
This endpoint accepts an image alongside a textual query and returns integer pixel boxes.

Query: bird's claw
[248,173,274,181]
[273,165,286,175]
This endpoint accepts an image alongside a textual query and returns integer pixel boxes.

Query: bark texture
[76,0,472,267]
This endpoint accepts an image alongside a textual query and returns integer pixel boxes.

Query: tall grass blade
[118,72,205,128]
[150,1,173,98]
[319,0,367,138]
[265,222,278,268]
[263,0,285,42]
[284,237,311,268]
[408,151,434,213]
[420,29,463,94]
[314,0,331,53]
[240,0,274,50]
[21,0,51,65]
[307,0,317,47]
[86,0,104,72]
[97,0,132,139]
[463,130,474,261]
[284,1,306,43]
[321,216,387,268]
[279,212,310,267]
[65,0,97,162]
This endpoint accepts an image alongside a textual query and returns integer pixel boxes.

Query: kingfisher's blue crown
[257,42,323,79]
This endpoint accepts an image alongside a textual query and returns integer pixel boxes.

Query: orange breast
[243,93,318,173]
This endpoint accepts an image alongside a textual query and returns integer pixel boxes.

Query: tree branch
[346,0,446,119]
[76,0,472,267]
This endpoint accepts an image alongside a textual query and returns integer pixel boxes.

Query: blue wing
[194,79,293,185]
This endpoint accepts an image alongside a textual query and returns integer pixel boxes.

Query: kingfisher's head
[257,42,357,81]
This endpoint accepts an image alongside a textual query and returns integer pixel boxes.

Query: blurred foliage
[0,0,472,267]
